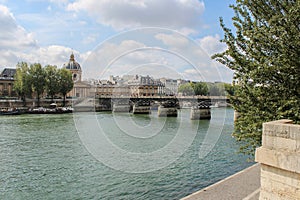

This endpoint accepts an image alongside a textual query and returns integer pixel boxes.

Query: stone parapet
[255,119,300,200]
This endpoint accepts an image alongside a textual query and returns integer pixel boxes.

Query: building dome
[64,53,81,70]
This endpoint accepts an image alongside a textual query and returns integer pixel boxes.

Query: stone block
[273,137,296,151]
[263,120,293,138]
[257,120,300,200]
[256,147,300,174]
[262,135,297,151]
[260,176,300,200]
[260,175,272,192]
[290,124,300,140]
[255,147,277,167]
[261,164,300,189]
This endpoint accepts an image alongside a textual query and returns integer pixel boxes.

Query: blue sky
[0,0,236,82]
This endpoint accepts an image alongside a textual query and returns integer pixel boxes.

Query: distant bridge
[94,95,229,111]
[96,95,228,102]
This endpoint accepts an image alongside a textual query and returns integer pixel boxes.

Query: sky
[0,0,236,82]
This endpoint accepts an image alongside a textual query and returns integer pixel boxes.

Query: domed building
[64,53,93,98]
[63,53,82,82]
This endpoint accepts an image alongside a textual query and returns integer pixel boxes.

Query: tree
[193,82,209,96]
[45,65,60,102]
[14,62,32,106]
[213,0,300,155]
[29,63,46,107]
[208,83,221,96]
[224,83,235,96]
[178,83,194,96]
[58,68,73,106]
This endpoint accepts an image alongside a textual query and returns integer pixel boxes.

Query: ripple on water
[0,109,253,200]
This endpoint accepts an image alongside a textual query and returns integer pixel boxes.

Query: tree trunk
[63,94,66,107]
[22,94,26,107]
[37,94,40,107]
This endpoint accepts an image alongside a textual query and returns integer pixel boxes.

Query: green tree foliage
[29,63,46,107]
[13,62,74,107]
[58,68,73,106]
[193,82,209,96]
[179,82,226,96]
[178,83,194,96]
[206,82,225,96]
[45,65,60,102]
[14,62,32,106]
[213,0,300,155]
[208,83,222,96]
[224,83,235,96]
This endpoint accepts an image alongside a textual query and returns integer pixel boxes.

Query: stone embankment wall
[0,99,73,108]
[255,119,300,200]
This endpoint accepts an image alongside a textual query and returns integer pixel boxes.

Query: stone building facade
[64,53,93,98]
[0,68,16,97]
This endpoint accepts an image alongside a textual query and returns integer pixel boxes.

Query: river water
[0,108,253,200]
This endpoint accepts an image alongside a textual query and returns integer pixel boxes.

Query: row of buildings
[0,54,193,99]
[94,74,190,97]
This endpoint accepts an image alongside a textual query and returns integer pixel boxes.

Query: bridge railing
[95,95,227,100]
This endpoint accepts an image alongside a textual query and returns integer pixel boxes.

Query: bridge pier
[158,106,178,117]
[112,103,131,112]
[190,102,211,120]
[96,98,112,111]
[157,100,178,117]
[132,100,151,114]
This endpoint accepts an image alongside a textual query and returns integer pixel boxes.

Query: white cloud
[30,46,79,67]
[0,4,87,70]
[0,45,81,69]
[82,40,146,78]
[79,28,233,82]
[155,33,189,47]
[67,0,205,33]
[0,5,37,51]
[198,34,227,56]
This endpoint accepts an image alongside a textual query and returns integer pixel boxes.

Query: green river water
[0,108,253,199]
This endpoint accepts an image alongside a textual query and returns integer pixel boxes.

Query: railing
[96,95,227,100]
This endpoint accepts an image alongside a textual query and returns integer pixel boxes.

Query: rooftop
[0,68,16,78]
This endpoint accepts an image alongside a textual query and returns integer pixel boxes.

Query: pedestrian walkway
[182,163,260,200]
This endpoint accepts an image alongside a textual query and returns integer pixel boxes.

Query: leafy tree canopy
[193,82,209,96]
[213,0,300,155]
[178,83,194,96]
[58,68,74,106]
[13,62,74,107]
[45,65,60,101]
[29,63,46,107]
[14,62,32,105]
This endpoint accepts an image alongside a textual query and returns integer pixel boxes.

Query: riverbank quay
[182,163,260,200]
[0,98,76,115]
[0,98,74,108]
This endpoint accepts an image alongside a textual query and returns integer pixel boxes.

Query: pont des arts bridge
[74,95,229,112]
[0,96,229,110]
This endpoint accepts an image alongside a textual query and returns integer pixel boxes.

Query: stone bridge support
[255,119,300,200]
